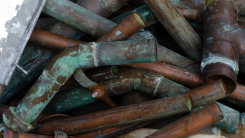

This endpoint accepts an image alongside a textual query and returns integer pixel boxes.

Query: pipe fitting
[202,0,241,93]
[2,39,157,132]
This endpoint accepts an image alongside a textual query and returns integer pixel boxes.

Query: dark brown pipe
[72,120,156,138]
[177,8,203,22]
[85,66,119,82]
[0,84,6,98]
[36,94,192,135]
[146,102,223,138]
[96,12,145,42]
[202,0,242,93]
[145,0,202,62]
[3,129,53,138]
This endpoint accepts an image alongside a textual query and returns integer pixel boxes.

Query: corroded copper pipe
[145,0,202,62]
[36,94,192,135]
[48,0,128,39]
[177,8,203,22]
[129,62,202,88]
[85,66,119,82]
[2,40,157,132]
[146,102,223,138]
[202,0,241,94]
[3,129,53,138]
[96,12,145,42]
[72,120,156,138]
[29,29,87,51]
[228,84,245,103]
[0,84,6,98]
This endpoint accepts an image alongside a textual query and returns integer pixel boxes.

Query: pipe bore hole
[206,75,235,94]
[111,66,119,77]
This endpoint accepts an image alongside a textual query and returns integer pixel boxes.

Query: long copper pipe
[146,102,223,138]
[3,129,53,138]
[35,94,192,135]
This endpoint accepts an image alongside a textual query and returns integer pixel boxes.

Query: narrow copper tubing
[228,84,245,103]
[3,129,53,138]
[29,28,87,51]
[72,120,156,138]
[96,12,145,42]
[129,62,202,89]
[35,94,192,135]
[146,102,223,138]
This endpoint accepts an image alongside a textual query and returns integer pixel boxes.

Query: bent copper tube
[202,0,245,93]
[2,39,157,132]
[3,129,53,138]
[146,102,223,138]
[145,0,202,62]
[36,94,193,135]
[72,120,156,138]
[48,0,128,39]
[43,0,199,71]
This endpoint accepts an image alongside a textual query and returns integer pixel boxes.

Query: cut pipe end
[134,12,145,26]
[214,102,223,116]
[186,95,193,111]
[111,66,119,77]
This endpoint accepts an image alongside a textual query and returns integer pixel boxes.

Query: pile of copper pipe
[3,0,245,137]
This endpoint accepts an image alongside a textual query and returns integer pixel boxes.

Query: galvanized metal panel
[0,0,47,85]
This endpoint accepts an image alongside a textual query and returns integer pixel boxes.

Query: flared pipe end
[202,63,237,94]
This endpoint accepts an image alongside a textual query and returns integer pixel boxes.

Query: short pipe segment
[2,39,157,132]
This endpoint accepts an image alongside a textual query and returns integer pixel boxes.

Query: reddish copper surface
[29,29,87,51]
[4,129,53,138]
[186,80,227,107]
[178,8,203,22]
[146,102,223,138]
[129,62,202,88]
[229,84,245,103]
[36,94,192,135]
[96,12,145,42]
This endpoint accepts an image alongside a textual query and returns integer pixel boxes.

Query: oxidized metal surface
[102,68,189,98]
[185,80,227,107]
[73,69,97,88]
[214,102,240,134]
[72,120,156,138]
[97,12,145,42]
[145,0,202,62]
[48,0,128,40]
[0,84,6,98]
[2,40,157,132]
[29,29,87,51]
[43,87,98,114]
[177,8,203,22]
[0,0,47,85]
[202,0,240,93]
[4,129,53,138]
[85,66,119,82]
[36,94,192,135]
[229,84,245,103]
[146,102,223,138]
[129,62,202,88]
[43,0,201,70]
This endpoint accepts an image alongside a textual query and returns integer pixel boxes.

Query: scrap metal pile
[0,0,245,137]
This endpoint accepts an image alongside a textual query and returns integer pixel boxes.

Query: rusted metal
[228,84,245,103]
[48,0,128,39]
[3,129,53,138]
[97,12,145,42]
[2,40,157,132]
[36,94,192,135]
[29,29,87,51]
[202,0,241,94]
[102,68,189,98]
[129,62,202,88]
[72,120,156,138]
[85,66,119,82]
[145,0,202,62]
[146,102,223,138]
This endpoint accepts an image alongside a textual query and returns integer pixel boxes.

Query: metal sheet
[0,0,47,85]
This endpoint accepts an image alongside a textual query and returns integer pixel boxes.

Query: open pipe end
[214,102,223,116]
[133,12,145,26]
[186,95,193,112]
[111,66,119,77]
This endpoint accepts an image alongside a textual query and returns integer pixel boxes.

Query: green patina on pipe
[44,68,189,114]
[2,39,157,132]
[43,87,98,114]
[43,0,197,71]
